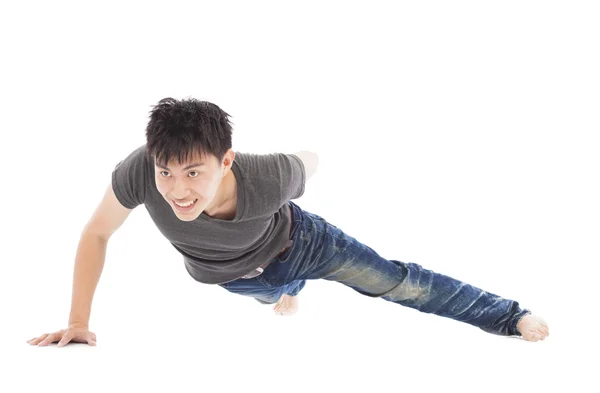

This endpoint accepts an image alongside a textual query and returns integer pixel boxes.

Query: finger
[57,333,72,347]
[38,333,58,346]
[29,334,49,345]
[87,338,97,346]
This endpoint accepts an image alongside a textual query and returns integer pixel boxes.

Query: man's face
[154,149,233,222]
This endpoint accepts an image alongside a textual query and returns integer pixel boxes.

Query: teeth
[175,199,196,207]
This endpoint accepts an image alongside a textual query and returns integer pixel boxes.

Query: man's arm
[293,151,319,180]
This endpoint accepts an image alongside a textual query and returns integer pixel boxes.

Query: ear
[221,149,235,172]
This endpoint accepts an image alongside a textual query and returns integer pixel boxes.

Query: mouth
[172,199,198,213]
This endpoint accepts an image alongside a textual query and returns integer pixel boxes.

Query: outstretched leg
[264,202,549,340]
[318,255,536,337]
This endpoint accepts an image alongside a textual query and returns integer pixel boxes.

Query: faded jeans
[218,201,532,336]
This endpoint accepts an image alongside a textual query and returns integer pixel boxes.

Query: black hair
[145,97,234,166]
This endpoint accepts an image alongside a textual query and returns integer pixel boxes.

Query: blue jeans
[218,201,532,336]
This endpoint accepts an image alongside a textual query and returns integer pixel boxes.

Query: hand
[27,323,97,347]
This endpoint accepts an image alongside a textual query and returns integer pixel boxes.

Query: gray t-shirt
[111,144,306,285]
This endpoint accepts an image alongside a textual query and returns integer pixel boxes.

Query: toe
[542,327,549,336]
[536,323,549,335]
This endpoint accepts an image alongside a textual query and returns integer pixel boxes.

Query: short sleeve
[111,145,148,209]
[279,153,306,201]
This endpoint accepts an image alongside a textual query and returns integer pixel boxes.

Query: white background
[2,1,598,392]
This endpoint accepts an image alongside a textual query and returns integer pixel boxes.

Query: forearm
[68,232,109,327]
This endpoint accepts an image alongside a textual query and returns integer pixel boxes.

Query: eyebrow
[155,162,206,171]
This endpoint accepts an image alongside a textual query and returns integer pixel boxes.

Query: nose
[171,181,191,200]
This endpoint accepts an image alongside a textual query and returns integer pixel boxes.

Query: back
[83,182,133,241]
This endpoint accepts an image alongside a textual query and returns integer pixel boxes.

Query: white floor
[10,269,593,392]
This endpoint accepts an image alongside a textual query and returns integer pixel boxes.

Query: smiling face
[154,149,235,222]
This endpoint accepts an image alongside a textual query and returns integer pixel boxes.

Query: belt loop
[288,204,293,238]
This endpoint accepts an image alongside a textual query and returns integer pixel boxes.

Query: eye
[159,171,199,178]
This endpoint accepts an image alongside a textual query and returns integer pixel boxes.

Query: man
[27,97,549,347]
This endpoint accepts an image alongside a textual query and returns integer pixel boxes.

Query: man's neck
[204,170,236,219]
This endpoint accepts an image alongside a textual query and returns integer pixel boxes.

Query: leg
[319,257,531,336]
[254,280,306,304]
[218,276,306,305]
[259,201,539,337]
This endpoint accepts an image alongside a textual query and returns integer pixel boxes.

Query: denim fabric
[218,201,532,336]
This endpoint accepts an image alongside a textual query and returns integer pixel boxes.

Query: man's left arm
[293,151,319,181]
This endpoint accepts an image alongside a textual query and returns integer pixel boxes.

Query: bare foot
[273,294,299,316]
[516,314,550,342]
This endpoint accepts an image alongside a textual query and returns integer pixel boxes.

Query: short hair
[145,97,234,166]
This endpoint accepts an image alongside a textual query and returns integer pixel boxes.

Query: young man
[27,97,549,348]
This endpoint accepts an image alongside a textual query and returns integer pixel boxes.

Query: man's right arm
[68,182,133,327]
[68,233,109,327]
